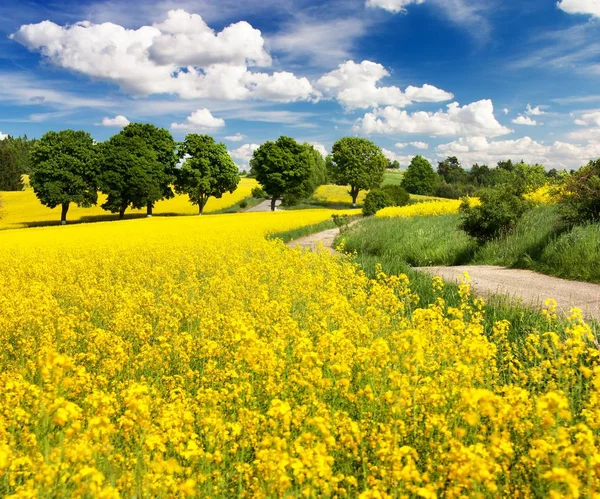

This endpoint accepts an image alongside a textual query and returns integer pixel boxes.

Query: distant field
[0,178,258,230]
[382,170,404,185]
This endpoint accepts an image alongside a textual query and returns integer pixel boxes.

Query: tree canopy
[29,130,98,224]
[174,134,240,214]
[328,137,387,206]
[250,136,317,211]
[401,155,438,195]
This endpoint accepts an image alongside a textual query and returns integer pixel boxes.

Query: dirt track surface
[416,265,600,320]
[287,228,340,255]
[245,199,282,212]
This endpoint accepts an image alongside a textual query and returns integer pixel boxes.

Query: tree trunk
[198,196,207,215]
[351,187,359,207]
[271,197,278,211]
[119,203,127,220]
[60,203,69,225]
[147,202,153,217]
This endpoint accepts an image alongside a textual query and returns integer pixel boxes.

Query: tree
[363,189,393,216]
[387,159,401,170]
[0,138,23,191]
[29,130,98,224]
[327,137,387,206]
[437,156,467,184]
[119,123,177,216]
[468,164,491,187]
[250,136,315,211]
[560,159,600,224]
[401,155,438,195]
[174,134,240,214]
[98,134,162,219]
[282,144,327,206]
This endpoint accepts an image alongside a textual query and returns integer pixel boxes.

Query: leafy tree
[328,137,387,206]
[174,134,240,215]
[363,189,393,216]
[0,138,23,191]
[380,184,410,206]
[560,159,600,223]
[282,144,327,206]
[437,156,467,184]
[29,130,98,224]
[119,123,177,216]
[98,134,162,219]
[468,164,491,187]
[401,155,438,195]
[250,136,316,211]
[460,188,529,244]
[387,159,401,170]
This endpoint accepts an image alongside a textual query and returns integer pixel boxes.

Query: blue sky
[1,0,600,169]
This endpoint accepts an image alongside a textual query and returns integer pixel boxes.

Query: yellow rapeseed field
[0,210,599,497]
[524,184,562,205]
[313,185,443,207]
[0,178,258,230]
[376,197,481,218]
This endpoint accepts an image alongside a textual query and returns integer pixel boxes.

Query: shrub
[363,189,393,216]
[560,159,600,224]
[239,200,248,209]
[401,155,438,195]
[435,182,475,200]
[251,186,267,199]
[459,189,529,244]
[380,184,410,206]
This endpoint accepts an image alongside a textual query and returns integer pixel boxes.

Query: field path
[246,199,282,212]
[287,220,362,255]
[417,265,600,320]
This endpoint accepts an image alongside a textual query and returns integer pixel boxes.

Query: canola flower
[524,184,562,205]
[376,197,481,218]
[0,209,599,497]
[313,185,443,207]
[0,178,258,230]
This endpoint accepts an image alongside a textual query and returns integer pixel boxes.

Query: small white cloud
[411,141,429,149]
[395,142,408,149]
[381,148,414,167]
[0,132,8,140]
[171,108,225,131]
[225,133,246,142]
[99,115,130,127]
[503,108,509,115]
[229,143,260,170]
[405,84,454,103]
[557,0,600,17]
[574,110,600,127]
[308,142,328,157]
[512,115,538,126]
[526,104,547,116]
[366,0,425,13]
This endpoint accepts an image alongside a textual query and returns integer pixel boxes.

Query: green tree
[98,134,162,219]
[250,136,315,211]
[387,159,401,170]
[560,159,600,223]
[29,130,98,224]
[119,123,177,216]
[437,156,467,184]
[401,155,438,195]
[328,137,387,206]
[174,134,240,215]
[282,145,327,206]
[468,164,491,187]
[0,138,24,191]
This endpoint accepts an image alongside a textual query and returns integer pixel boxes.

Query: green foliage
[251,187,267,199]
[239,200,248,209]
[0,139,24,191]
[120,123,177,215]
[250,136,316,211]
[30,130,98,223]
[435,182,476,199]
[282,145,327,206]
[401,155,438,195]
[560,159,600,223]
[468,164,492,187]
[98,134,162,219]
[328,137,387,205]
[331,214,350,228]
[175,135,240,214]
[380,184,410,206]
[437,156,467,184]
[460,189,530,244]
[387,159,401,170]
[362,189,393,216]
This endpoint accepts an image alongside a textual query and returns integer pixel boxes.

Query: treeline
[0,135,36,190]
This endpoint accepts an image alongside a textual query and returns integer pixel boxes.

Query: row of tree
[0,135,36,190]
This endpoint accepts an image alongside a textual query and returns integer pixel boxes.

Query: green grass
[210,196,265,214]
[382,170,404,186]
[268,219,339,243]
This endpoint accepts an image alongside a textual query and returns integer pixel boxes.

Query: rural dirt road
[246,199,282,212]
[287,226,600,321]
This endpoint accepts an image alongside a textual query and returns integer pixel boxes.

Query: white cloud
[411,141,429,149]
[436,135,600,170]
[10,11,317,102]
[316,60,452,110]
[405,84,454,102]
[225,133,246,142]
[526,104,547,116]
[568,127,600,142]
[0,132,8,140]
[171,108,225,130]
[512,115,538,126]
[395,142,408,148]
[99,115,130,127]
[382,148,415,167]
[574,110,600,126]
[366,0,425,13]
[357,99,512,137]
[503,108,509,115]
[308,142,328,157]
[229,143,260,170]
[557,0,600,17]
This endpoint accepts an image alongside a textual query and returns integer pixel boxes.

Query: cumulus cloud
[357,99,512,137]
[171,108,225,130]
[308,142,328,157]
[366,0,425,13]
[10,10,317,102]
[574,110,600,126]
[225,133,246,142]
[395,141,429,149]
[557,0,600,17]
[229,143,260,170]
[526,104,547,116]
[568,127,600,142]
[436,135,600,170]
[0,132,7,140]
[382,148,416,167]
[512,115,538,126]
[503,108,509,115]
[99,115,130,127]
[316,60,452,110]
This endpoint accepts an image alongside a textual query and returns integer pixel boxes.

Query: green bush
[251,186,267,199]
[460,189,530,244]
[380,184,410,206]
[560,159,600,224]
[363,189,393,216]
[435,182,475,200]
[239,200,248,209]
